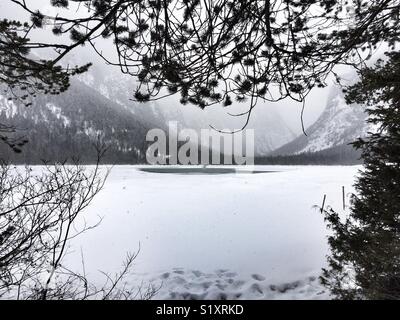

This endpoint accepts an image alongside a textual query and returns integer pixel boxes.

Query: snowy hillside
[249,109,297,155]
[0,80,151,163]
[70,52,296,155]
[272,84,369,156]
[76,61,183,130]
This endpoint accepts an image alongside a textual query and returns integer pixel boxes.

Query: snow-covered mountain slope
[69,53,186,130]
[0,79,152,164]
[271,85,370,156]
[165,102,296,156]
[68,52,296,155]
[0,50,301,163]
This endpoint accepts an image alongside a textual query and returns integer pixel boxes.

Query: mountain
[0,79,152,164]
[76,66,182,129]
[248,109,297,156]
[69,53,186,130]
[69,52,296,156]
[271,84,370,158]
[0,52,305,164]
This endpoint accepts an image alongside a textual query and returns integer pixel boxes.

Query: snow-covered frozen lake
[66,165,360,299]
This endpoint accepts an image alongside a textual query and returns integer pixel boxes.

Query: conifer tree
[321,52,400,299]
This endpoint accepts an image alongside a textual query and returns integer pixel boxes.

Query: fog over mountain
[0,0,375,163]
[272,82,371,157]
[0,49,370,163]
[0,79,152,163]
[0,0,332,148]
[65,50,314,156]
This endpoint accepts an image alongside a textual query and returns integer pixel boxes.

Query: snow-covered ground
[65,165,360,300]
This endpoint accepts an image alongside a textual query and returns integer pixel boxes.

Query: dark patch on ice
[138,167,278,175]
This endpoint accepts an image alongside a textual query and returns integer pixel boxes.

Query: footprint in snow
[173,270,185,275]
[251,274,266,281]
[224,272,237,278]
[191,270,203,277]
[202,281,213,289]
[172,276,187,285]
[250,283,264,295]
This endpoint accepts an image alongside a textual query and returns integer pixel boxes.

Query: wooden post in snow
[321,194,326,213]
[342,186,345,210]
